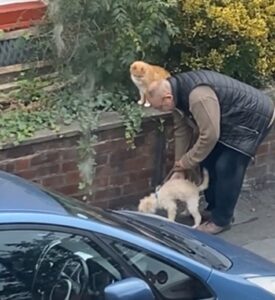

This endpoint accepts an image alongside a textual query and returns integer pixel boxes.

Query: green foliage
[46,0,180,88]
[0,109,56,148]
[174,0,275,86]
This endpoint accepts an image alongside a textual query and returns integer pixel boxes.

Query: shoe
[201,210,235,224]
[201,210,212,222]
[197,221,231,235]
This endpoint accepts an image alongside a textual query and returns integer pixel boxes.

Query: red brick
[0,161,15,172]
[94,187,121,201]
[31,151,60,166]
[133,134,146,147]
[98,127,125,141]
[61,148,78,161]
[6,145,35,159]
[128,169,153,182]
[109,149,137,165]
[16,170,35,180]
[122,179,150,196]
[113,157,152,173]
[15,158,30,171]
[62,161,78,172]
[109,174,129,186]
[94,139,127,153]
[58,185,79,195]
[65,171,80,185]
[95,165,116,177]
[127,156,152,170]
[95,154,109,165]
[42,175,65,187]
[34,164,60,177]
[92,177,109,188]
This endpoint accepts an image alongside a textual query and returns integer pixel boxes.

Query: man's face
[148,93,175,112]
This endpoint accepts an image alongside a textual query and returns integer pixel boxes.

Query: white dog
[138,169,209,228]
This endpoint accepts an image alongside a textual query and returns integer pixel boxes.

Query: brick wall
[0,110,274,209]
[0,111,174,209]
[245,125,275,189]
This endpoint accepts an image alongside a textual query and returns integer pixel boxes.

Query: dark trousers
[201,143,251,226]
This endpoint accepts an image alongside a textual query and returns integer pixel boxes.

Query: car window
[109,241,214,300]
[0,230,125,300]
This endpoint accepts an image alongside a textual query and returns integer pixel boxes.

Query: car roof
[0,171,69,216]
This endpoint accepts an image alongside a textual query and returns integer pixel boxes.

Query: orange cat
[130,61,170,107]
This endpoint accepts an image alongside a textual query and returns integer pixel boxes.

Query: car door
[0,224,136,300]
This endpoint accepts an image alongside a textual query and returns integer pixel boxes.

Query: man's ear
[163,94,173,105]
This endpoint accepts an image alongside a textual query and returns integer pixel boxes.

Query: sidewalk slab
[220,188,275,262]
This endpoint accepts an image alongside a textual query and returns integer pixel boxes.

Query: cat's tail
[198,168,209,192]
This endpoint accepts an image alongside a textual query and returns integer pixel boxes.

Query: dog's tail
[198,168,209,192]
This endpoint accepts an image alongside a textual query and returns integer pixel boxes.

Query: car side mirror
[104,277,155,300]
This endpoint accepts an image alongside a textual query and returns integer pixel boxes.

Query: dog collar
[154,189,160,206]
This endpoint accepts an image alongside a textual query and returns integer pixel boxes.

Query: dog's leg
[166,202,177,221]
[180,208,190,217]
[187,199,202,228]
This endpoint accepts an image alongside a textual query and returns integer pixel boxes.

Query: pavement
[219,188,275,263]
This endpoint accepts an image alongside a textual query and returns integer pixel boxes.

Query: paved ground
[219,188,275,263]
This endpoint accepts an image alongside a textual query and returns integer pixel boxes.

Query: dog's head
[138,193,157,214]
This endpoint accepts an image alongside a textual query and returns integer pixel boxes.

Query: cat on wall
[130,61,170,107]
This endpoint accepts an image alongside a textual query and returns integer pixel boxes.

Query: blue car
[1,170,275,300]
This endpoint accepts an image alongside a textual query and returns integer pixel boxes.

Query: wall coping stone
[0,108,171,150]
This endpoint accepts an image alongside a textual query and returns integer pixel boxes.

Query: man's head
[147,79,175,112]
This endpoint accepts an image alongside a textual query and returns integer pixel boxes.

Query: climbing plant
[39,0,179,194]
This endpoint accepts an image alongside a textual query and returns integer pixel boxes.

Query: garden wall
[0,107,274,209]
[0,110,174,208]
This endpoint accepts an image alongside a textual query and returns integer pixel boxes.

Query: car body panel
[1,170,275,300]
[118,210,275,277]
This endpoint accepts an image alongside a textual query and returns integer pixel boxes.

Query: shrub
[174,0,275,86]
[46,0,180,91]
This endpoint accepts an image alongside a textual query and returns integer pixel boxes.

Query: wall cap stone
[0,108,171,150]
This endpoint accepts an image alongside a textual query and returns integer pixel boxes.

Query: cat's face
[130,61,147,80]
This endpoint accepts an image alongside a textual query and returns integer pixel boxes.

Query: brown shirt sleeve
[180,85,220,169]
[173,109,194,161]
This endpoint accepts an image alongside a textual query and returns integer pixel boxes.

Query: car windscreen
[45,190,231,271]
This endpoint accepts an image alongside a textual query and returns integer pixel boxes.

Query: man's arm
[173,109,194,161]
[179,85,220,169]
